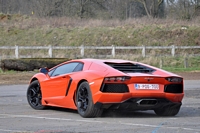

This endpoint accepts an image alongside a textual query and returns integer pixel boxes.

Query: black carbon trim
[66,78,73,96]
[164,84,183,93]
[104,62,155,73]
[100,83,129,93]
[97,98,182,111]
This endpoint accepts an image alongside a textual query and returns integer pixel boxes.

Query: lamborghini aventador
[27,59,184,118]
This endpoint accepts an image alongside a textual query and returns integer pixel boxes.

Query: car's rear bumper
[93,92,184,104]
[94,98,182,111]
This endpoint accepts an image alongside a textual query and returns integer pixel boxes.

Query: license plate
[134,84,159,90]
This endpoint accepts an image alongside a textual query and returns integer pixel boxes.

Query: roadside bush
[0,58,70,71]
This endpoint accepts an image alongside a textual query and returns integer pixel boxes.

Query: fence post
[142,45,146,57]
[48,45,53,58]
[0,56,1,72]
[112,45,115,58]
[159,58,163,68]
[184,57,188,68]
[15,45,19,59]
[171,45,175,57]
[80,45,84,57]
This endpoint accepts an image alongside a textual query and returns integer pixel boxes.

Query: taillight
[104,76,131,83]
[165,77,183,83]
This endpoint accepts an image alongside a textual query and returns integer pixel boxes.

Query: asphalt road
[0,80,199,133]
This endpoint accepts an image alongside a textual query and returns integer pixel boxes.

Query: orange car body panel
[29,59,184,110]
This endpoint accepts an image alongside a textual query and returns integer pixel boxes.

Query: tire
[154,105,181,116]
[76,81,103,118]
[27,80,46,110]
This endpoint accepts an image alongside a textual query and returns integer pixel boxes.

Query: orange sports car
[27,59,184,118]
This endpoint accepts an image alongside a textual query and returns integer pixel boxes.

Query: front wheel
[76,81,103,118]
[27,80,46,110]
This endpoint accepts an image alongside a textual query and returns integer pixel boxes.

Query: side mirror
[39,67,49,74]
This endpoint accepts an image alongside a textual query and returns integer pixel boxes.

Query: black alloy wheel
[76,81,103,118]
[27,80,45,110]
[77,84,89,112]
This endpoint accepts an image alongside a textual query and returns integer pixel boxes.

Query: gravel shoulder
[0,71,36,85]
[175,72,200,80]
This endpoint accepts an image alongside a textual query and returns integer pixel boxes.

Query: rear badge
[144,77,154,82]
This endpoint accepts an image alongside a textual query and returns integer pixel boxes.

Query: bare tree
[166,0,200,19]
[0,0,165,19]
[191,0,200,17]
[133,0,164,18]
[75,0,108,19]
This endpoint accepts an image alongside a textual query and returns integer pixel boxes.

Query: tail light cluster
[101,76,130,93]
[104,76,131,83]
[165,77,183,83]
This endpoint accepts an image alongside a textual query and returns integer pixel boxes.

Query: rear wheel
[154,105,181,116]
[27,80,46,110]
[76,81,103,118]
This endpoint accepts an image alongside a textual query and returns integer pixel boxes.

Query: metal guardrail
[0,45,200,59]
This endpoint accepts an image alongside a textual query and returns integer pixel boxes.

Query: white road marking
[0,129,33,133]
[0,114,200,132]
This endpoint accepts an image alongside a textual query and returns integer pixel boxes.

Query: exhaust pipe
[137,99,158,106]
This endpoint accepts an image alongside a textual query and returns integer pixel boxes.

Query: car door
[42,62,81,99]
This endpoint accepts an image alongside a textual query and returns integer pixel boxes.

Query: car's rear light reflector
[166,77,183,83]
